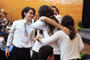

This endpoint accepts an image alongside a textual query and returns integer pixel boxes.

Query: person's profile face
[24,9,35,20]
[51,7,57,15]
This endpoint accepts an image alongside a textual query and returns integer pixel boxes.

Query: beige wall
[0,0,83,27]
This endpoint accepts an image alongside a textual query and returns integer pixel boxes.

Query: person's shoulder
[56,14,62,17]
[56,30,65,35]
[14,19,22,22]
[76,33,81,37]
[13,19,22,23]
[39,16,46,21]
[12,20,22,25]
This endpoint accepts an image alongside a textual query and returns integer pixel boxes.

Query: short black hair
[51,6,59,14]
[38,45,53,60]
[21,7,36,19]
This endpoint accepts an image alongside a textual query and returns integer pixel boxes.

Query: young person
[36,15,84,60]
[38,45,54,60]
[51,6,62,24]
[3,12,8,21]
[32,5,60,60]
[32,5,71,60]
[5,7,36,60]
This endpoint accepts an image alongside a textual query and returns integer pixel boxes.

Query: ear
[24,12,26,16]
[47,56,51,60]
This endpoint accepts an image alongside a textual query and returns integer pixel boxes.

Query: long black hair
[38,5,59,36]
[61,15,76,40]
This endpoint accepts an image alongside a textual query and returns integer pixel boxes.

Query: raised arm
[32,20,45,30]
[41,16,71,35]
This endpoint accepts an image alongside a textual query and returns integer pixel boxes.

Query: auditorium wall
[0,0,83,27]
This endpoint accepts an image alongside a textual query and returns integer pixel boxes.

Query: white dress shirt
[6,19,35,48]
[54,14,62,24]
[32,16,60,55]
[41,31,84,60]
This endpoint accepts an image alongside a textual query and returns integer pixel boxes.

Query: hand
[5,47,10,58]
[34,35,40,42]
[34,38,37,42]
[36,35,39,39]
[62,27,72,35]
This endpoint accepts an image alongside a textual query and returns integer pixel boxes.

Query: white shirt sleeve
[41,31,62,44]
[6,21,16,46]
[32,16,45,30]
[78,34,84,52]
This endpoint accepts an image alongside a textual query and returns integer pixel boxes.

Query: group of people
[0,5,84,60]
[0,12,13,60]
[0,15,13,34]
[0,12,8,21]
[0,12,13,51]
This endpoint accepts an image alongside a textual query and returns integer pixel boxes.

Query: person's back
[57,31,84,60]
[37,15,84,60]
[58,15,84,59]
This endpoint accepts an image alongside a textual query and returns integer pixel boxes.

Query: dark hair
[51,6,59,14]
[61,15,76,40]
[0,33,8,42]
[3,25,6,28]
[4,33,8,42]
[0,33,5,37]
[6,21,10,26]
[38,5,59,35]
[0,25,3,30]
[38,5,54,17]
[11,22,13,25]
[3,21,6,23]
[3,12,7,15]
[21,7,36,19]
[4,12,5,14]
[38,45,53,60]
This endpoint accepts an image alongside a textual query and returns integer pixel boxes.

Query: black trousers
[32,50,60,60]
[54,55,60,60]
[0,49,11,60]
[32,50,39,60]
[11,46,31,60]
